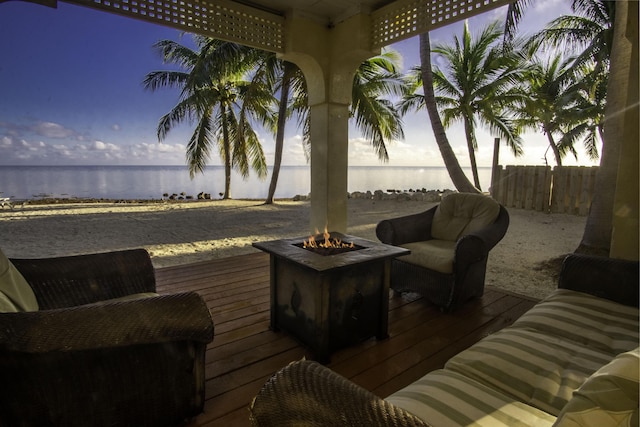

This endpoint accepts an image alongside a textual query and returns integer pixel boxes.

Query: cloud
[279,135,308,166]
[91,140,120,151]
[0,119,84,141]
[31,121,79,139]
[0,130,188,165]
[0,116,190,165]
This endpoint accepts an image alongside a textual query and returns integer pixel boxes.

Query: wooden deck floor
[155,252,539,427]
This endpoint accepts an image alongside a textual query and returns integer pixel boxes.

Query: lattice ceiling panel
[371,0,513,48]
[57,0,513,52]
[65,0,285,52]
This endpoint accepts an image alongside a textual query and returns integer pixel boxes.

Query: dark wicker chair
[376,193,509,311]
[0,249,214,427]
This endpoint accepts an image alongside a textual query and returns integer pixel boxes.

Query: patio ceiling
[21,0,514,51]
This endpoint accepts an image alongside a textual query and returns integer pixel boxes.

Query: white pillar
[281,13,378,233]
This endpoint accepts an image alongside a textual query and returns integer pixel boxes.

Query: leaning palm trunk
[545,131,563,166]
[419,33,478,193]
[463,117,481,189]
[265,63,294,205]
[221,107,232,199]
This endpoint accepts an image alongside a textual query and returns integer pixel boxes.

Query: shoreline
[0,187,454,208]
[0,198,586,300]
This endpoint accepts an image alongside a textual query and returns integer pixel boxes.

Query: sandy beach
[0,198,586,300]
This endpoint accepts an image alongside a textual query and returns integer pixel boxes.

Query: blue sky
[0,0,592,168]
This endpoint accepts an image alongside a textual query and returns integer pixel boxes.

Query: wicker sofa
[250,253,639,426]
[0,248,214,427]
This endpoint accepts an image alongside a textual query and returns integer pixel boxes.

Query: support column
[308,101,350,232]
[281,13,377,233]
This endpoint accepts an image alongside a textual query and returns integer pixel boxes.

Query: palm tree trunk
[545,132,563,166]
[265,62,293,205]
[576,0,632,256]
[463,116,481,190]
[419,33,478,193]
[221,106,232,200]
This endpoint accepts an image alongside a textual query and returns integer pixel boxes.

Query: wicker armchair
[376,193,509,311]
[0,249,214,427]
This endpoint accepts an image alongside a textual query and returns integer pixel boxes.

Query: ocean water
[0,165,493,201]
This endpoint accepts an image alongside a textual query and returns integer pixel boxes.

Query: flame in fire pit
[303,227,355,250]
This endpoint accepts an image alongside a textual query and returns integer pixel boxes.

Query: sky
[0,0,594,168]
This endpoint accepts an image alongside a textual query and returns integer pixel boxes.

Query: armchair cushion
[0,248,38,312]
[431,193,500,241]
[400,240,456,274]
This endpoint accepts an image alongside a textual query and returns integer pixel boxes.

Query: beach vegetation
[263,60,307,205]
[401,20,528,193]
[264,50,409,204]
[506,0,620,257]
[512,52,586,166]
[292,49,408,162]
[143,36,273,199]
[423,20,526,190]
[350,50,408,163]
[412,32,479,193]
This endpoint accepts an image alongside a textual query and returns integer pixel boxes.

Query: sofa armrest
[376,206,437,246]
[10,249,156,309]
[558,254,639,307]
[250,360,429,427]
[0,292,214,352]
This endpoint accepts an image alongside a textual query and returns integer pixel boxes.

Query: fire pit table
[253,232,409,363]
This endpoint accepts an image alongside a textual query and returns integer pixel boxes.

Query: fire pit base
[253,233,409,363]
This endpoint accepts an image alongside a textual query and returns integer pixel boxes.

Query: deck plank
[155,252,538,427]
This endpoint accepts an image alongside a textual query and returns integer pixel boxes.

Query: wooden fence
[490,165,598,215]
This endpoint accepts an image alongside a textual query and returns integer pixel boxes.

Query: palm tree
[430,20,525,189]
[416,32,479,193]
[531,0,614,80]
[143,36,272,199]
[350,50,407,162]
[264,61,298,204]
[556,62,606,162]
[263,50,405,204]
[514,53,586,166]
[506,0,618,255]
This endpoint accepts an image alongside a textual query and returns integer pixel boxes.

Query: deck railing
[490,165,598,215]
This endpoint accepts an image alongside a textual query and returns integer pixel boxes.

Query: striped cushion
[511,289,639,355]
[553,348,639,427]
[445,289,639,416]
[386,369,556,427]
